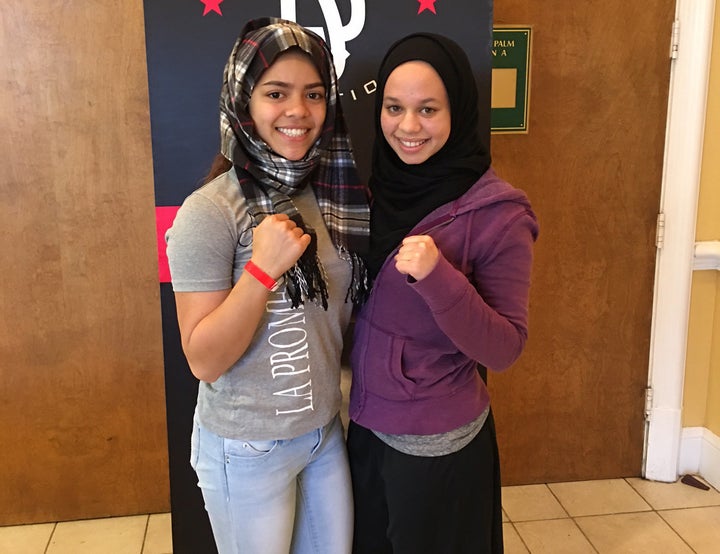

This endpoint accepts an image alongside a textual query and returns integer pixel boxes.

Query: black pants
[347,413,503,554]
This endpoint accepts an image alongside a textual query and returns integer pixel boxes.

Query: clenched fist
[250,214,311,279]
[395,235,439,281]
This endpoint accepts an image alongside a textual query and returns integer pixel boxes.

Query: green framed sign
[491,27,532,133]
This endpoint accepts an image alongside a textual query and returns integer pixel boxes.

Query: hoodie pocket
[353,317,463,402]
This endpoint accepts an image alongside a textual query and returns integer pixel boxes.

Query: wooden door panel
[0,1,168,523]
[490,1,673,483]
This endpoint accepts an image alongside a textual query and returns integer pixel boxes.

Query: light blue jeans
[190,412,353,554]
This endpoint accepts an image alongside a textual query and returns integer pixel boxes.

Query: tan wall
[707,285,720,432]
[684,5,720,433]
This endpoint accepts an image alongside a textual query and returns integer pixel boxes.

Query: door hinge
[670,19,680,59]
[656,212,665,249]
[644,387,654,421]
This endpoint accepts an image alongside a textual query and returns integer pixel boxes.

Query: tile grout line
[506,521,532,553]
[622,477,655,512]
[623,477,660,511]
[43,522,57,554]
[655,509,701,554]
[141,514,150,554]
[568,516,600,554]
[508,484,598,553]
[543,482,571,519]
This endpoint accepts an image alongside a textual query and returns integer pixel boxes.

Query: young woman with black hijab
[347,33,539,553]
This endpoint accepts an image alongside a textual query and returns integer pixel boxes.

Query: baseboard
[679,427,720,490]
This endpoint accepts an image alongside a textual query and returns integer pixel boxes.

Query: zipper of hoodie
[353,213,457,414]
[375,213,457,281]
[413,213,457,236]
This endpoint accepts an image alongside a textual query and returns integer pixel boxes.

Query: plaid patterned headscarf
[219,17,370,308]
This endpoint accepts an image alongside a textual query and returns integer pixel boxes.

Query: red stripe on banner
[156,206,181,283]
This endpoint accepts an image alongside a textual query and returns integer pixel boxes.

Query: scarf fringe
[343,250,371,306]
[285,252,329,310]
[284,248,369,310]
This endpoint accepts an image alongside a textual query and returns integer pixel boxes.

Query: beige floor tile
[548,479,652,517]
[502,484,568,522]
[0,522,55,554]
[142,513,173,554]
[515,518,595,554]
[17,474,716,554]
[502,522,529,554]
[658,506,720,554]
[575,511,693,553]
[626,476,720,510]
[46,515,147,554]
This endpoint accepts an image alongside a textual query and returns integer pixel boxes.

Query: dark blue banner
[144,2,492,551]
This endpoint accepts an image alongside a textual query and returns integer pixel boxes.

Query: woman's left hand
[395,235,439,281]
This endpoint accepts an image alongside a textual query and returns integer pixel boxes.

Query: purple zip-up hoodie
[349,168,539,435]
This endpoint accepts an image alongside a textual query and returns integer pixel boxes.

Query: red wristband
[245,260,280,291]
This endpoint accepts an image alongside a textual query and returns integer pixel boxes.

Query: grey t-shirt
[166,170,352,440]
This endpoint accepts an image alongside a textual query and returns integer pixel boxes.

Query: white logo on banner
[280,0,366,78]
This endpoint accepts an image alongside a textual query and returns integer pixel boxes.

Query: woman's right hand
[174,214,310,383]
[250,214,311,278]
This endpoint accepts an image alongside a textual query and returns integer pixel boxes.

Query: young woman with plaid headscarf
[166,17,369,554]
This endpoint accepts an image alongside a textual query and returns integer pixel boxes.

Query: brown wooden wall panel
[489,1,673,483]
[0,1,169,524]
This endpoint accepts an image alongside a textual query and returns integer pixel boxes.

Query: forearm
[179,272,271,382]
[411,218,535,370]
[412,257,529,370]
[432,276,528,370]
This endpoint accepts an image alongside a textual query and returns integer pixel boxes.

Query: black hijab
[366,33,491,277]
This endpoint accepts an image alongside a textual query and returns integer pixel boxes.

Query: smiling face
[248,50,327,161]
[380,60,451,165]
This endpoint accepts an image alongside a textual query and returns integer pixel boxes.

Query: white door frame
[644,0,716,481]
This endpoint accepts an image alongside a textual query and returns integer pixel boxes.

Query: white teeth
[399,139,426,148]
[278,128,309,137]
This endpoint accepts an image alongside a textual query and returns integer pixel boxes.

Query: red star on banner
[200,0,223,16]
[418,0,437,14]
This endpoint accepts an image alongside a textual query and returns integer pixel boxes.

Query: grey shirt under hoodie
[166,169,352,441]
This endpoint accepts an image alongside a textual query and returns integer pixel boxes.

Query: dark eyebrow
[257,80,325,90]
[383,95,440,104]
